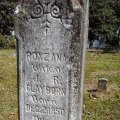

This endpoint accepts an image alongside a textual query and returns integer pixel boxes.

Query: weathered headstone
[92,40,99,48]
[15,0,89,120]
[97,78,108,91]
[98,37,106,49]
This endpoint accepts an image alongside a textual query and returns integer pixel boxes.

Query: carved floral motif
[29,0,73,35]
[30,0,62,19]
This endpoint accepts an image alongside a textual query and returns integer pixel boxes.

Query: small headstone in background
[98,36,106,49]
[97,78,108,91]
[92,40,99,48]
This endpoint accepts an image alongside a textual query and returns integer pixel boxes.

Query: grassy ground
[83,51,120,120]
[0,49,18,120]
[0,49,120,120]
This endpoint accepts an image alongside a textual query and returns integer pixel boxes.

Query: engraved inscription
[32,95,57,105]
[32,63,61,73]
[26,84,66,97]
[27,84,44,94]
[16,0,84,119]
[53,76,62,86]
[33,115,51,120]
[26,104,65,116]
[27,52,68,62]
[25,51,68,119]
[46,86,66,96]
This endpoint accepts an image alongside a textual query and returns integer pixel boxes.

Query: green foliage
[0,0,17,35]
[0,0,119,47]
[0,35,16,49]
[7,36,16,49]
[109,0,120,25]
[89,0,117,42]
[0,33,4,48]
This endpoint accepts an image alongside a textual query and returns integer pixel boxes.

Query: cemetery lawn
[83,51,120,120]
[0,49,120,120]
[0,49,18,120]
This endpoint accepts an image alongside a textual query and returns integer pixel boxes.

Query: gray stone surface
[98,78,108,91]
[15,0,88,120]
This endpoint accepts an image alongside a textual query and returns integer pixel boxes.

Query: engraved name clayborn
[25,51,69,120]
[16,0,82,120]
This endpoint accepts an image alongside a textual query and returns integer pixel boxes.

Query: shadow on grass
[88,47,120,54]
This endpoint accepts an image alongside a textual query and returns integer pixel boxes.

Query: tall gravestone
[15,0,89,120]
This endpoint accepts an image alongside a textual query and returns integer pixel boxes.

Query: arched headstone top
[15,0,89,120]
